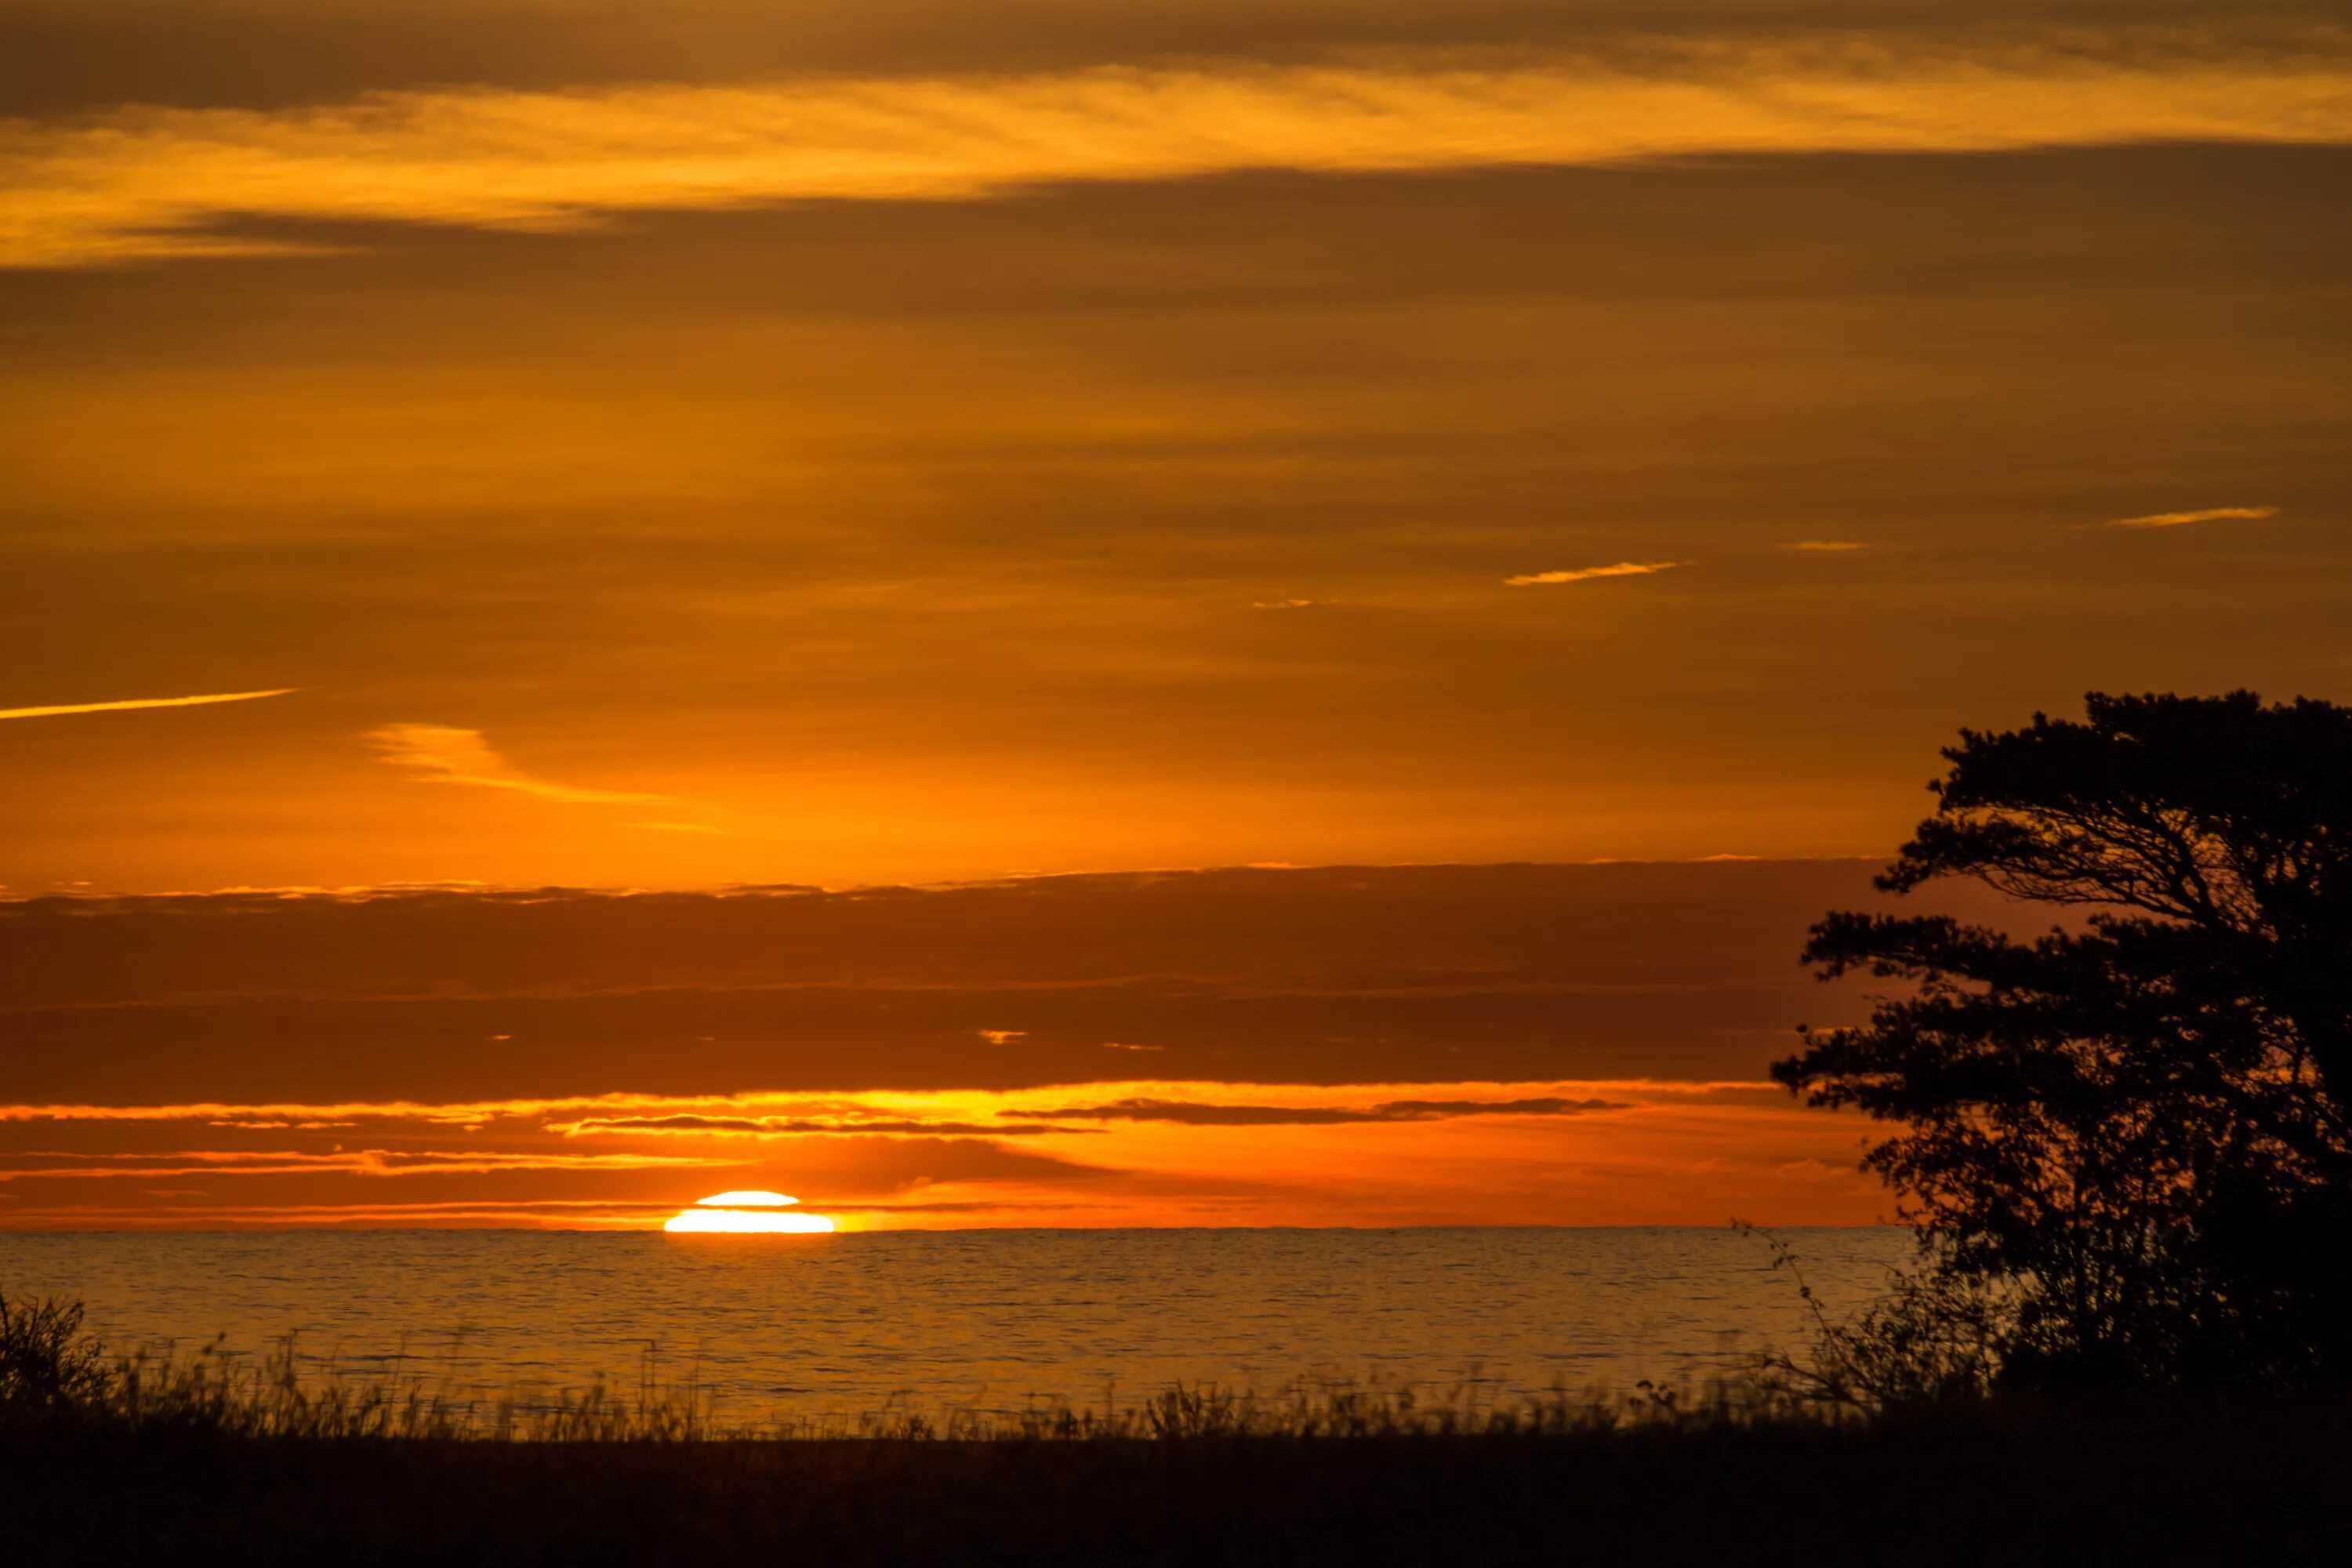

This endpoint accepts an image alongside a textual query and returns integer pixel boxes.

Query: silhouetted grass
[10,1283,2352,1563]
[5,1290,1788,1441]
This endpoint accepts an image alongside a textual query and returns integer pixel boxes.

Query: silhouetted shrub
[0,1288,111,1422]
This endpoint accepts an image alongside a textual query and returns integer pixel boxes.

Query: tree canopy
[1777,691,2352,1388]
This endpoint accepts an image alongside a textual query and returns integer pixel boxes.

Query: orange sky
[0,866,2029,1229]
[2,0,2347,1227]
[0,1079,1892,1231]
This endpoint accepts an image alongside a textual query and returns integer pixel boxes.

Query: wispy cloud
[1005,1095,1626,1126]
[1504,561,1686,587]
[0,688,295,723]
[0,1083,1751,1134]
[1780,541,1869,552]
[1251,598,1331,611]
[8,39,2352,267]
[366,723,663,805]
[2106,505,2281,529]
[0,1148,731,1180]
[0,1080,1850,1227]
[554,1114,1074,1138]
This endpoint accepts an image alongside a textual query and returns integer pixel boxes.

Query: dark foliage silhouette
[1777,691,2352,1389]
[0,1291,109,1421]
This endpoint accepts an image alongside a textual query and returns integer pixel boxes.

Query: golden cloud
[2107,505,2281,528]
[7,41,2352,267]
[367,723,665,805]
[1504,561,1687,586]
[0,688,295,723]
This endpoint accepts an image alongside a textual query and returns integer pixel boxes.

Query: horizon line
[0,854,1896,905]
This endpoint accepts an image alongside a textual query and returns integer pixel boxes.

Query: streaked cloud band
[1505,561,1686,586]
[2107,505,2281,528]
[0,1078,1864,1229]
[367,723,664,804]
[0,688,295,722]
[8,40,2352,267]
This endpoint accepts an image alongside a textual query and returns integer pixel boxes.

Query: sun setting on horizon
[662,1191,838,1234]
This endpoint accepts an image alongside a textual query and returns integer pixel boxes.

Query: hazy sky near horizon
[0,865,2013,1229]
[2,0,2347,1228]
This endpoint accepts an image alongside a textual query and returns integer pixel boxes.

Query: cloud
[366,723,663,804]
[0,1079,1867,1227]
[0,1083,1726,1134]
[8,40,2352,267]
[2106,505,2281,528]
[1377,1096,1627,1118]
[1006,1095,1626,1126]
[208,1118,359,1130]
[1504,561,1686,586]
[554,1113,1076,1138]
[0,688,295,723]
[1780,541,1869,552]
[0,1148,732,1180]
[0,864,2012,1096]
[1251,599,1330,611]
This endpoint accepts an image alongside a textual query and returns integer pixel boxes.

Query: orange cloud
[1504,561,1686,586]
[9,39,2352,267]
[366,723,664,805]
[0,1148,735,1180]
[0,688,295,722]
[1003,1094,1626,1125]
[554,1114,1078,1138]
[0,1080,1881,1229]
[2106,505,2281,528]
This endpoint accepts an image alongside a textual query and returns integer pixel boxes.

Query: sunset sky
[3,0,2347,1229]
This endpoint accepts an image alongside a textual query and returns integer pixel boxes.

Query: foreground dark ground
[9,1404,2352,1566]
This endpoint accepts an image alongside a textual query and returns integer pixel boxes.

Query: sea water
[0,1227,1911,1423]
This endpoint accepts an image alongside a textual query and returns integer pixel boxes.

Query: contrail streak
[0,688,296,722]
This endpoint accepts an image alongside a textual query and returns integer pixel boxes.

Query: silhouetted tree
[1777,691,2352,1389]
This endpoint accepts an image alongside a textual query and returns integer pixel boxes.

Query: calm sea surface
[0,1229,1910,1423]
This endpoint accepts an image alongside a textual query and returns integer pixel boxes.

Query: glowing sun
[663,1190,837,1234]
